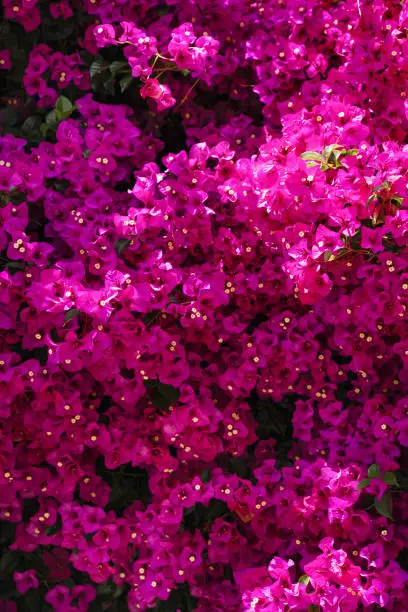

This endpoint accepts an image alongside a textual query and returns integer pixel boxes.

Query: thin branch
[177,78,200,109]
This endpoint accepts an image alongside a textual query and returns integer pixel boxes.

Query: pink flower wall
[0,0,407,610]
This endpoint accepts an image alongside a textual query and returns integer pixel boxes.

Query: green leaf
[382,471,398,486]
[323,144,342,158]
[96,581,117,597]
[150,388,170,411]
[157,5,170,16]
[112,585,125,599]
[153,585,197,612]
[330,149,344,162]
[299,575,310,585]
[103,75,116,96]
[158,382,180,405]
[40,123,49,137]
[54,180,70,193]
[200,469,211,484]
[368,463,381,479]
[150,382,180,412]
[46,109,58,127]
[322,145,335,159]
[301,151,324,162]
[373,180,390,192]
[324,251,336,262]
[64,308,81,323]
[345,149,359,156]
[40,111,58,138]
[375,493,393,519]
[109,61,129,75]
[254,400,292,439]
[46,20,74,40]
[115,238,131,255]
[228,456,252,479]
[0,520,15,546]
[119,75,133,93]
[399,473,408,492]
[391,196,403,207]
[90,55,109,80]
[0,550,19,579]
[205,499,229,521]
[22,115,42,136]
[356,478,371,491]
[5,260,25,270]
[55,95,73,121]
[142,310,160,326]
[305,161,319,168]
[0,106,19,127]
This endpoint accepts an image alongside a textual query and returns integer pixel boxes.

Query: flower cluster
[93,20,219,110]
[0,0,408,610]
[24,45,90,109]
[3,0,41,32]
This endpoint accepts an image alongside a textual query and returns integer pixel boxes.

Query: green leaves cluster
[366,180,404,225]
[357,463,398,490]
[90,55,133,96]
[301,144,358,171]
[39,95,76,139]
[1,95,75,144]
[357,463,398,519]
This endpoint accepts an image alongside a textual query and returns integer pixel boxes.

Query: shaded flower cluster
[24,44,90,108]
[0,0,407,610]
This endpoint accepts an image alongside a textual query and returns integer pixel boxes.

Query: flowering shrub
[0,0,408,610]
